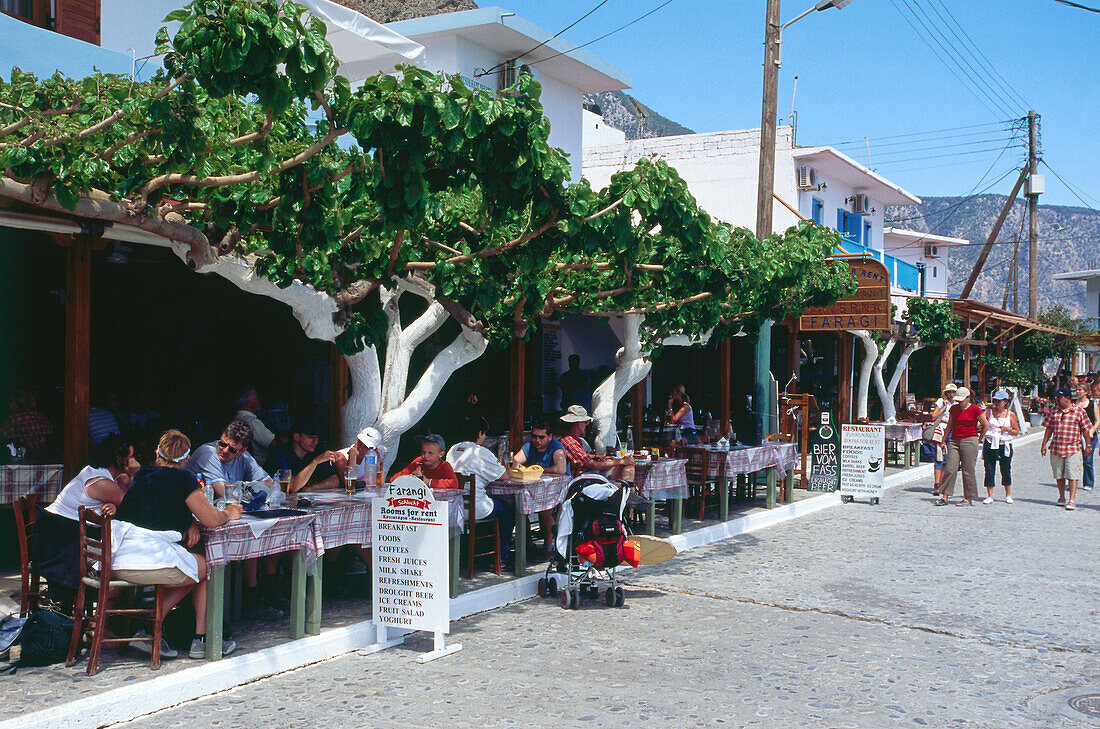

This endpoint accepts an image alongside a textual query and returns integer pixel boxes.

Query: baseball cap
[415,433,446,451]
[1054,386,1074,400]
[943,383,958,392]
[992,389,1011,401]
[291,416,321,436]
[560,405,593,423]
[953,386,971,402]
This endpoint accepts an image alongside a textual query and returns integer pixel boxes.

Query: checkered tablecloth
[769,442,799,474]
[633,458,688,500]
[202,513,325,573]
[878,422,923,444]
[0,463,64,505]
[487,474,572,515]
[300,487,465,545]
[685,444,799,479]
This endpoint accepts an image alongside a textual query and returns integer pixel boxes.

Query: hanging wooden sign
[799,257,891,331]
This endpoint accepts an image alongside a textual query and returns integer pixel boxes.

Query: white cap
[953,387,971,402]
[356,427,380,448]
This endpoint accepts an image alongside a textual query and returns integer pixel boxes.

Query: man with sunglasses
[187,419,283,620]
[511,418,569,558]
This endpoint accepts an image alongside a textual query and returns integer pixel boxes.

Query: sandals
[932,498,949,506]
[955,500,973,507]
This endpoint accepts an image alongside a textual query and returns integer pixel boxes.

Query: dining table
[874,422,924,468]
[486,472,572,575]
[630,457,689,535]
[681,441,800,513]
[0,462,64,505]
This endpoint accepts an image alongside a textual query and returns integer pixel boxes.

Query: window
[932,267,937,278]
[0,0,33,18]
[812,198,823,224]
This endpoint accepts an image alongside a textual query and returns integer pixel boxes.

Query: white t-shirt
[446,442,506,521]
[46,466,115,520]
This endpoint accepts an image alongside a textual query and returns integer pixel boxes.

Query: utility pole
[1027,110,1040,319]
[752,0,782,442]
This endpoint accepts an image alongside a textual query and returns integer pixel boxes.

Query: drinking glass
[225,481,242,505]
[277,469,292,493]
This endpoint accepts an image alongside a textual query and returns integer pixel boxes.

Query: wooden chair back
[456,473,501,578]
[14,493,42,612]
[77,506,112,595]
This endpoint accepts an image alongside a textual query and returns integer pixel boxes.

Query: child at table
[390,433,459,490]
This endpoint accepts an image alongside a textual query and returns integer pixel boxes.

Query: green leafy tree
[0,0,855,460]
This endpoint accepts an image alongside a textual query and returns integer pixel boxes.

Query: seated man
[391,434,459,490]
[447,416,515,558]
[334,427,383,485]
[267,417,339,493]
[559,405,634,483]
[185,419,281,620]
[512,418,569,556]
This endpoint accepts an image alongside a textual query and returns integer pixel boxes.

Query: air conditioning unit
[924,244,940,259]
[499,59,518,91]
[797,166,818,190]
[851,193,872,214]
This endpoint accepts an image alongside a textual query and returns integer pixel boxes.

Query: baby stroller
[537,473,632,609]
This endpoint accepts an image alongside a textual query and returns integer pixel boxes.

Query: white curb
[5,433,1043,729]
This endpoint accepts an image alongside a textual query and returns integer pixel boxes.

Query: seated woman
[113,429,243,659]
[667,386,698,446]
[390,434,459,489]
[33,434,138,609]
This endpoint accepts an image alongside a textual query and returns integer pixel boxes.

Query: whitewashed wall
[583,108,626,147]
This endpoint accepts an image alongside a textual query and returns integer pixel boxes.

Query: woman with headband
[112,429,243,659]
[32,434,140,609]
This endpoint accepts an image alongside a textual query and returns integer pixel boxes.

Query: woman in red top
[934,387,989,507]
[390,434,459,489]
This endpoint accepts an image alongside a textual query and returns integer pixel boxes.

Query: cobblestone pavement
[116,440,1100,728]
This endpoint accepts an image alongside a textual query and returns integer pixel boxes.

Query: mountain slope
[583,90,694,140]
[885,195,1100,315]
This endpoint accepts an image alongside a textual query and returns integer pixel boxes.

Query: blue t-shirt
[185,441,270,485]
[523,439,570,475]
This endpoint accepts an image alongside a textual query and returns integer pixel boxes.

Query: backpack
[1,609,73,673]
[576,514,627,568]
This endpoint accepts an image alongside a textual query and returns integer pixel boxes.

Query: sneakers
[982,497,994,505]
[1084,485,1094,491]
[130,630,178,659]
[1057,498,1066,506]
[243,603,284,621]
[1066,501,1076,511]
[189,635,237,659]
[1005,496,1014,504]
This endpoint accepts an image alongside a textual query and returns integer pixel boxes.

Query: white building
[583,125,966,298]
[1053,268,1100,321]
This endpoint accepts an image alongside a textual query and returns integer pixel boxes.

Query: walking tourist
[512,418,569,556]
[114,429,244,659]
[933,387,988,507]
[1075,382,1099,491]
[391,433,459,489]
[559,405,635,483]
[267,416,339,493]
[982,389,1019,504]
[930,383,957,496]
[447,416,515,558]
[1041,386,1093,510]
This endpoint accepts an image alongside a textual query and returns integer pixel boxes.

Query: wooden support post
[63,236,92,480]
[329,343,348,446]
[719,339,731,435]
[787,325,798,387]
[941,343,954,389]
[838,333,851,423]
[631,379,644,448]
[978,351,987,396]
[963,343,971,392]
[509,337,525,454]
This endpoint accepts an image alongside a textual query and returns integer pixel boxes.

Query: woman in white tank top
[982,390,1020,504]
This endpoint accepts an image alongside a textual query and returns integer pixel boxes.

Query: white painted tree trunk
[881,342,922,423]
[171,249,489,470]
[590,314,651,452]
[871,339,897,423]
[850,330,879,422]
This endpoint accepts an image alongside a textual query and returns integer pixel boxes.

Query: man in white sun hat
[559,405,635,483]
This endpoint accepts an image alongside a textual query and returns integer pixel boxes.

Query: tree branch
[587,291,713,317]
[334,278,382,309]
[43,109,125,147]
[582,197,622,222]
[385,230,405,277]
[0,98,81,138]
[101,128,161,161]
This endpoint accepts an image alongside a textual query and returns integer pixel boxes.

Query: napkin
[241,515,281,538]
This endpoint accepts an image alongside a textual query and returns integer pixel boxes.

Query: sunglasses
[531,433,550,439]
[217,440,241,455]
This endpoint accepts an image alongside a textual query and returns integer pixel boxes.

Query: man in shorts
[1040,386,1092,510]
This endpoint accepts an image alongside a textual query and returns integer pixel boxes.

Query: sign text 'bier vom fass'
[799,257,891,331]
[372,475,460,661]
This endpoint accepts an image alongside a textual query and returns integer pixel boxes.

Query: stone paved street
[116,439,1100,728]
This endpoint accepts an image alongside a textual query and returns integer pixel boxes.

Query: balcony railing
[837,236,921,293]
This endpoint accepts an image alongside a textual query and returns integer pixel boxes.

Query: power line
[926,0,1030,111]
[885,164,1019,223]
[1052,0,1100,13]
[829,127,1021,151]
[1040,160,1100,223]
[886,0,1012,120]
[869,135,1025,161]
[477,0,612,78]
[873,144,1025,167]
[823,120,1017,147]
[527,0,677,67]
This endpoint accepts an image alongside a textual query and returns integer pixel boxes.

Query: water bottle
[362,447,378,487]
[626,427,635,452]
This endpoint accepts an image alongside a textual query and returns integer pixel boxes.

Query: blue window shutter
[846,212,863,243]
[864,220,872,245]
[837,209,846,234]
[812,198,823,224]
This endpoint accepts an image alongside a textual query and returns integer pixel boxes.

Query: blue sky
[501,0,1099,209]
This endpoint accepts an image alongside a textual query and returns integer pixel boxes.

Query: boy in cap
[391,433,459,490]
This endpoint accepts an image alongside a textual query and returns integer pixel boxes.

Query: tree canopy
[0,0,855,357]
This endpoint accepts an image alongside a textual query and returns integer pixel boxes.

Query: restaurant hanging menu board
[799,258,890,331]
[839,424,886,501]
[808,411,841,491]
[372,477,449,635]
